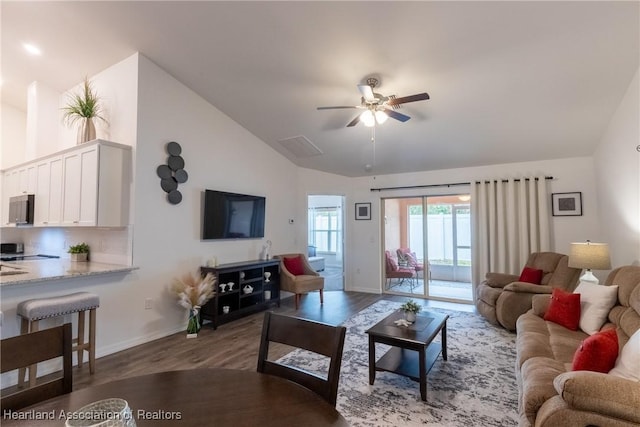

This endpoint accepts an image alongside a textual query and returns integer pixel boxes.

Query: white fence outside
[409,213,471,265]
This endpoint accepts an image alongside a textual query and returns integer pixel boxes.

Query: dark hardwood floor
[72,291,475,390]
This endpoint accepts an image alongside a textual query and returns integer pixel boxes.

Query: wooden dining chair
[257,312,346,406]
[1,323,73,412]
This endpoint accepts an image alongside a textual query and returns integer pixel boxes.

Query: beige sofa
[515,265,640,427]
[477,252,581,331]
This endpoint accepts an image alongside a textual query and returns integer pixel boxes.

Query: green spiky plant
[61,77,106,127]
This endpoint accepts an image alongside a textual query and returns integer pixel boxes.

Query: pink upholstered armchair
[385,250,416,290]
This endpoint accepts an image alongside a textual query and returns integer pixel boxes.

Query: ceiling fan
[317,77,429,127]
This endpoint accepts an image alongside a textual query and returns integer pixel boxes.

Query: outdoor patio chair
[397,248,431,282]
[385,250,417,291]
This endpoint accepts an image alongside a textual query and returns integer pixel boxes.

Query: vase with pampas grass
[171,271,216,338]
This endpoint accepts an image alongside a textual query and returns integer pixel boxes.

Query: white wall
[297,156,601,293]
[0,54,139,170]
[0,104,27,169]
[27,81,60,159]
[57,54,139,151]
[594,68,640,267]
[112,54,299,353]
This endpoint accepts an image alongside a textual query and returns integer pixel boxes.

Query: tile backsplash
[1,226,132,265]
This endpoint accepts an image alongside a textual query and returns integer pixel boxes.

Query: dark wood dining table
[2,368,349,426]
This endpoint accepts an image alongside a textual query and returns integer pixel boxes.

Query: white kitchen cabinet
[2,140,131,228]
[5,169,20,197]
[62,145,98,226]
[0,172,15,225]
[17,164,37,195]
[3,164,37,198]
[34,156,63,226]
[61,142,130,227]
[34,160,51,225]
[1,162,38,225]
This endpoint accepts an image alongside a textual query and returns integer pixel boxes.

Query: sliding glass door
[382,195,472,303]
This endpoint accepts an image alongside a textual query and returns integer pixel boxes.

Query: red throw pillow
[544,288,581,330]
[572,328,619,373]
[519,266,544,285]
[283,256,305,276]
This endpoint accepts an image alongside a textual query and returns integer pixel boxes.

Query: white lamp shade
[568,242,611,270]
[360,110,375,127]
[374,110,388,124]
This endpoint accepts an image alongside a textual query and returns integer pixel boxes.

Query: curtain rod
[370,176,554,192]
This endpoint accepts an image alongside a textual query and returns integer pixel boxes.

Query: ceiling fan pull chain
[371,126,376,168]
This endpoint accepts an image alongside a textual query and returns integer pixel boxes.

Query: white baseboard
[346,286,379,294]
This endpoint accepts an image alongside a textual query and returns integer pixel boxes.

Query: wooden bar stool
[17,292,99,387]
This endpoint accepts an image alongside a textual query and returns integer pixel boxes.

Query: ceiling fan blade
[317,106,359,110]
[387,92,430,106]
[346,115,361,127]
[357,84,375,102]
[383,108,411,122]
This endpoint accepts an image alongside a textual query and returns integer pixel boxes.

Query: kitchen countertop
[0,258,137,287]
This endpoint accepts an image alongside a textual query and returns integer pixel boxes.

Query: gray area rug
[278,300,518,426]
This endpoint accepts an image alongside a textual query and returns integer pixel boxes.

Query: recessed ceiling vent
[277,135,323,158]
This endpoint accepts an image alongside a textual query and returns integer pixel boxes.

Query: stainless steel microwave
[8,194,34,225]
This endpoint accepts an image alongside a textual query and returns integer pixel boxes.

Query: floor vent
[277,135,323,158]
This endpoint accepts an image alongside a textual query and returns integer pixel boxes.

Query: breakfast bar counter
[0,259,137,287]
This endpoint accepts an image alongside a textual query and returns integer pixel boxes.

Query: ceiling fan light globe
[375,110,388,124]
[360,110,375,127]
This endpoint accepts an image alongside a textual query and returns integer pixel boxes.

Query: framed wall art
[355,203,371,220]
[551,192,582,216]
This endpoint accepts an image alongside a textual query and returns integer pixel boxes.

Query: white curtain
[471,176,551,302]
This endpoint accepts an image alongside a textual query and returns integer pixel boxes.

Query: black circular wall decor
[157,141,188,204]
[168,190,182,205]
[160,178,178,192]
[168,155,185,171]
[174,169,189,183]
[167,141,182,156]
[156,165,172,179]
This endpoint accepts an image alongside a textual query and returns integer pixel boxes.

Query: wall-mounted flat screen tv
[202,190,266,240]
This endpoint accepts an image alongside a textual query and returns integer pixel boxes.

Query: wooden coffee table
[366,309,449,401]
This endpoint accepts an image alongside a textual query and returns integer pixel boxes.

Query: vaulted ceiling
[2,1,638,177]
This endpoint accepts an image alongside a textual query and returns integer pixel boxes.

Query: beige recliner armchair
[476,252,581,331]
[274,253,324,310]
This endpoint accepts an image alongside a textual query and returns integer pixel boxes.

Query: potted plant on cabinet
[400,300,421,323]
[68,242,90,262]
[61,77,107,145]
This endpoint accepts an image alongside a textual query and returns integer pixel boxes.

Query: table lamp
[568,240,611,284]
